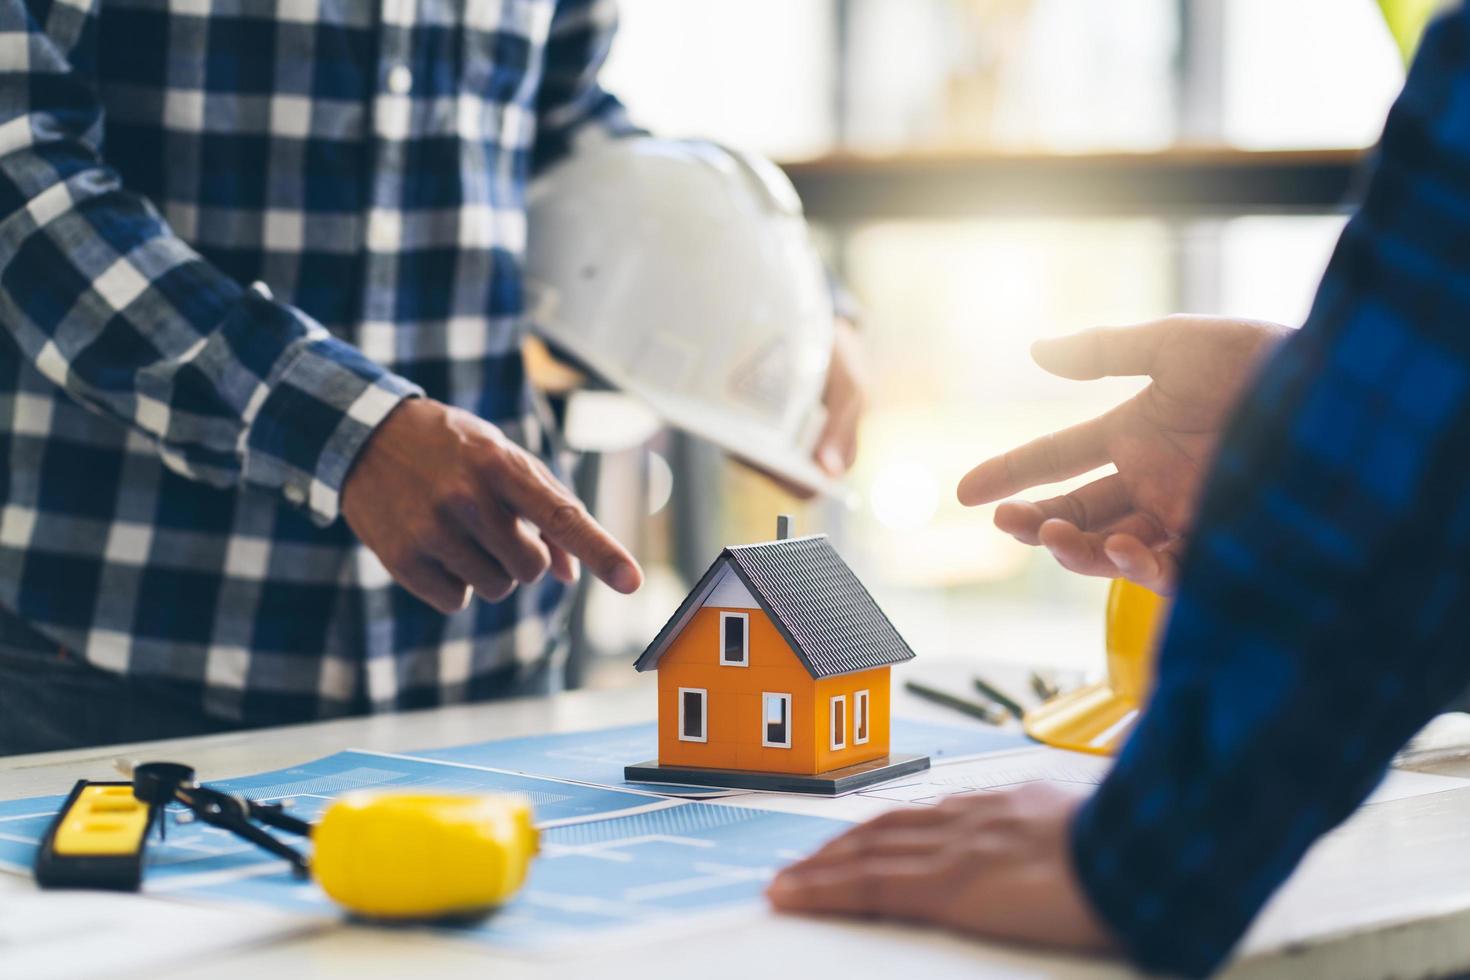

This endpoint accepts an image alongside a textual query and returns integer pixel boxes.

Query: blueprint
[417,723,740,797]
[166,803,849,950]
[0,750,674,877]
[0,719,1027,954]
[0,750,847,952]
[4,728,1469,962]
[415,716,1031,795]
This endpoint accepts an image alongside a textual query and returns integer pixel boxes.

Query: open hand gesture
[958,316,1287,593]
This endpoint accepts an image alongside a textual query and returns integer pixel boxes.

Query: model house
[625,518,929,793]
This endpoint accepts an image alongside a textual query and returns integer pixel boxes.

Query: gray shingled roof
[634,534,916,678]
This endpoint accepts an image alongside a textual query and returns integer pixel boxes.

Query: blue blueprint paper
[892,716,1032,759]
[0,794,63,871]
[175,803,849,949]
[0,775,848,951]
[0,721,1015,952]
[0,750,666,876]
[416,723,703,794]
[416,716,1031,793]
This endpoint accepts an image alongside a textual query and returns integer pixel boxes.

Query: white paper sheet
[0,878,315,980]
[721,746,1470,821]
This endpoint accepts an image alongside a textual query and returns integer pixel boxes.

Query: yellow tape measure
[314,792,539,918]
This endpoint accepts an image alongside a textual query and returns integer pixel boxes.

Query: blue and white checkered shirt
[0,0,632,724]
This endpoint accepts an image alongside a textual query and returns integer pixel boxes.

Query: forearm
[0,1,419,523]
[1072,322,1470,974]
[1069,11,1470,972]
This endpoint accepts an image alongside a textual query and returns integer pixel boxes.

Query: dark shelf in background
[781,147,1370,221]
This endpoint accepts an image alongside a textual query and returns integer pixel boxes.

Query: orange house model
[624,519,931,795]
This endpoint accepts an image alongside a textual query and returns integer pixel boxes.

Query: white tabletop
[4,673,1470,980]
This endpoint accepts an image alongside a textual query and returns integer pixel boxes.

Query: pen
[971,674,1026,720]
[1030,670,1060,702]
[904,680,1007,726]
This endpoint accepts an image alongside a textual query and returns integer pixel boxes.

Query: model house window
[679,687,707,742]
[762,692,792,748]
[719,612,748,666]
[830,695,846,751]
[854,689,870,745]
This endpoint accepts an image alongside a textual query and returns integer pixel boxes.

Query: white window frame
[761,692,793,749]
[829,695,847,751]
[718,611,750,667]
[854,689,870,745]
[678,687,708,743]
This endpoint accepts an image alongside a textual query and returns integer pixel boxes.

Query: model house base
[624,752,931,796]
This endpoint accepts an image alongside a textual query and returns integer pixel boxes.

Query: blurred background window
[1222,0,1401,149]
[572,0,1412,684]
[601,0,837,160]
[843,0,1180,153]
[603,0,1403,157]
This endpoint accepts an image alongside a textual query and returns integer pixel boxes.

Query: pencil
[1030,670,1060,702]
[904,680,1007,726]
[971,674,1026,720]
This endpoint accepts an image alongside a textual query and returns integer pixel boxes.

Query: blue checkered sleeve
[1070,9,1470,976]
[532,0,639,174]
[0,0,420,526]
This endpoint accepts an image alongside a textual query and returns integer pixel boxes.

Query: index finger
[768,858,947,920]
[1031,319,1176,381]
[993,474,1133,542]
[957,413,1111,506]
[494,451,643,594]
[791,807,956,872]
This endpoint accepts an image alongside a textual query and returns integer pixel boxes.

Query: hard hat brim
[542,329,857,504]
[1022,681,1139,756]
[631,383,857,505]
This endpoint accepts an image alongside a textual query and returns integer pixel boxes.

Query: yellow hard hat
[1023,579,1168,756]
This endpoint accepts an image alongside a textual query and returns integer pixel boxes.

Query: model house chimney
[776,514,793,540]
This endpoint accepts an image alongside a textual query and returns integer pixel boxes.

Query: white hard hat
[524,137,842,498]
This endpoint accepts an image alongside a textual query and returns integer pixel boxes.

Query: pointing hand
[342,399,642,613]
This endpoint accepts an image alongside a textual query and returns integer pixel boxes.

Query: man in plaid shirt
[0,0,866,754]
[770,5,1470,976]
